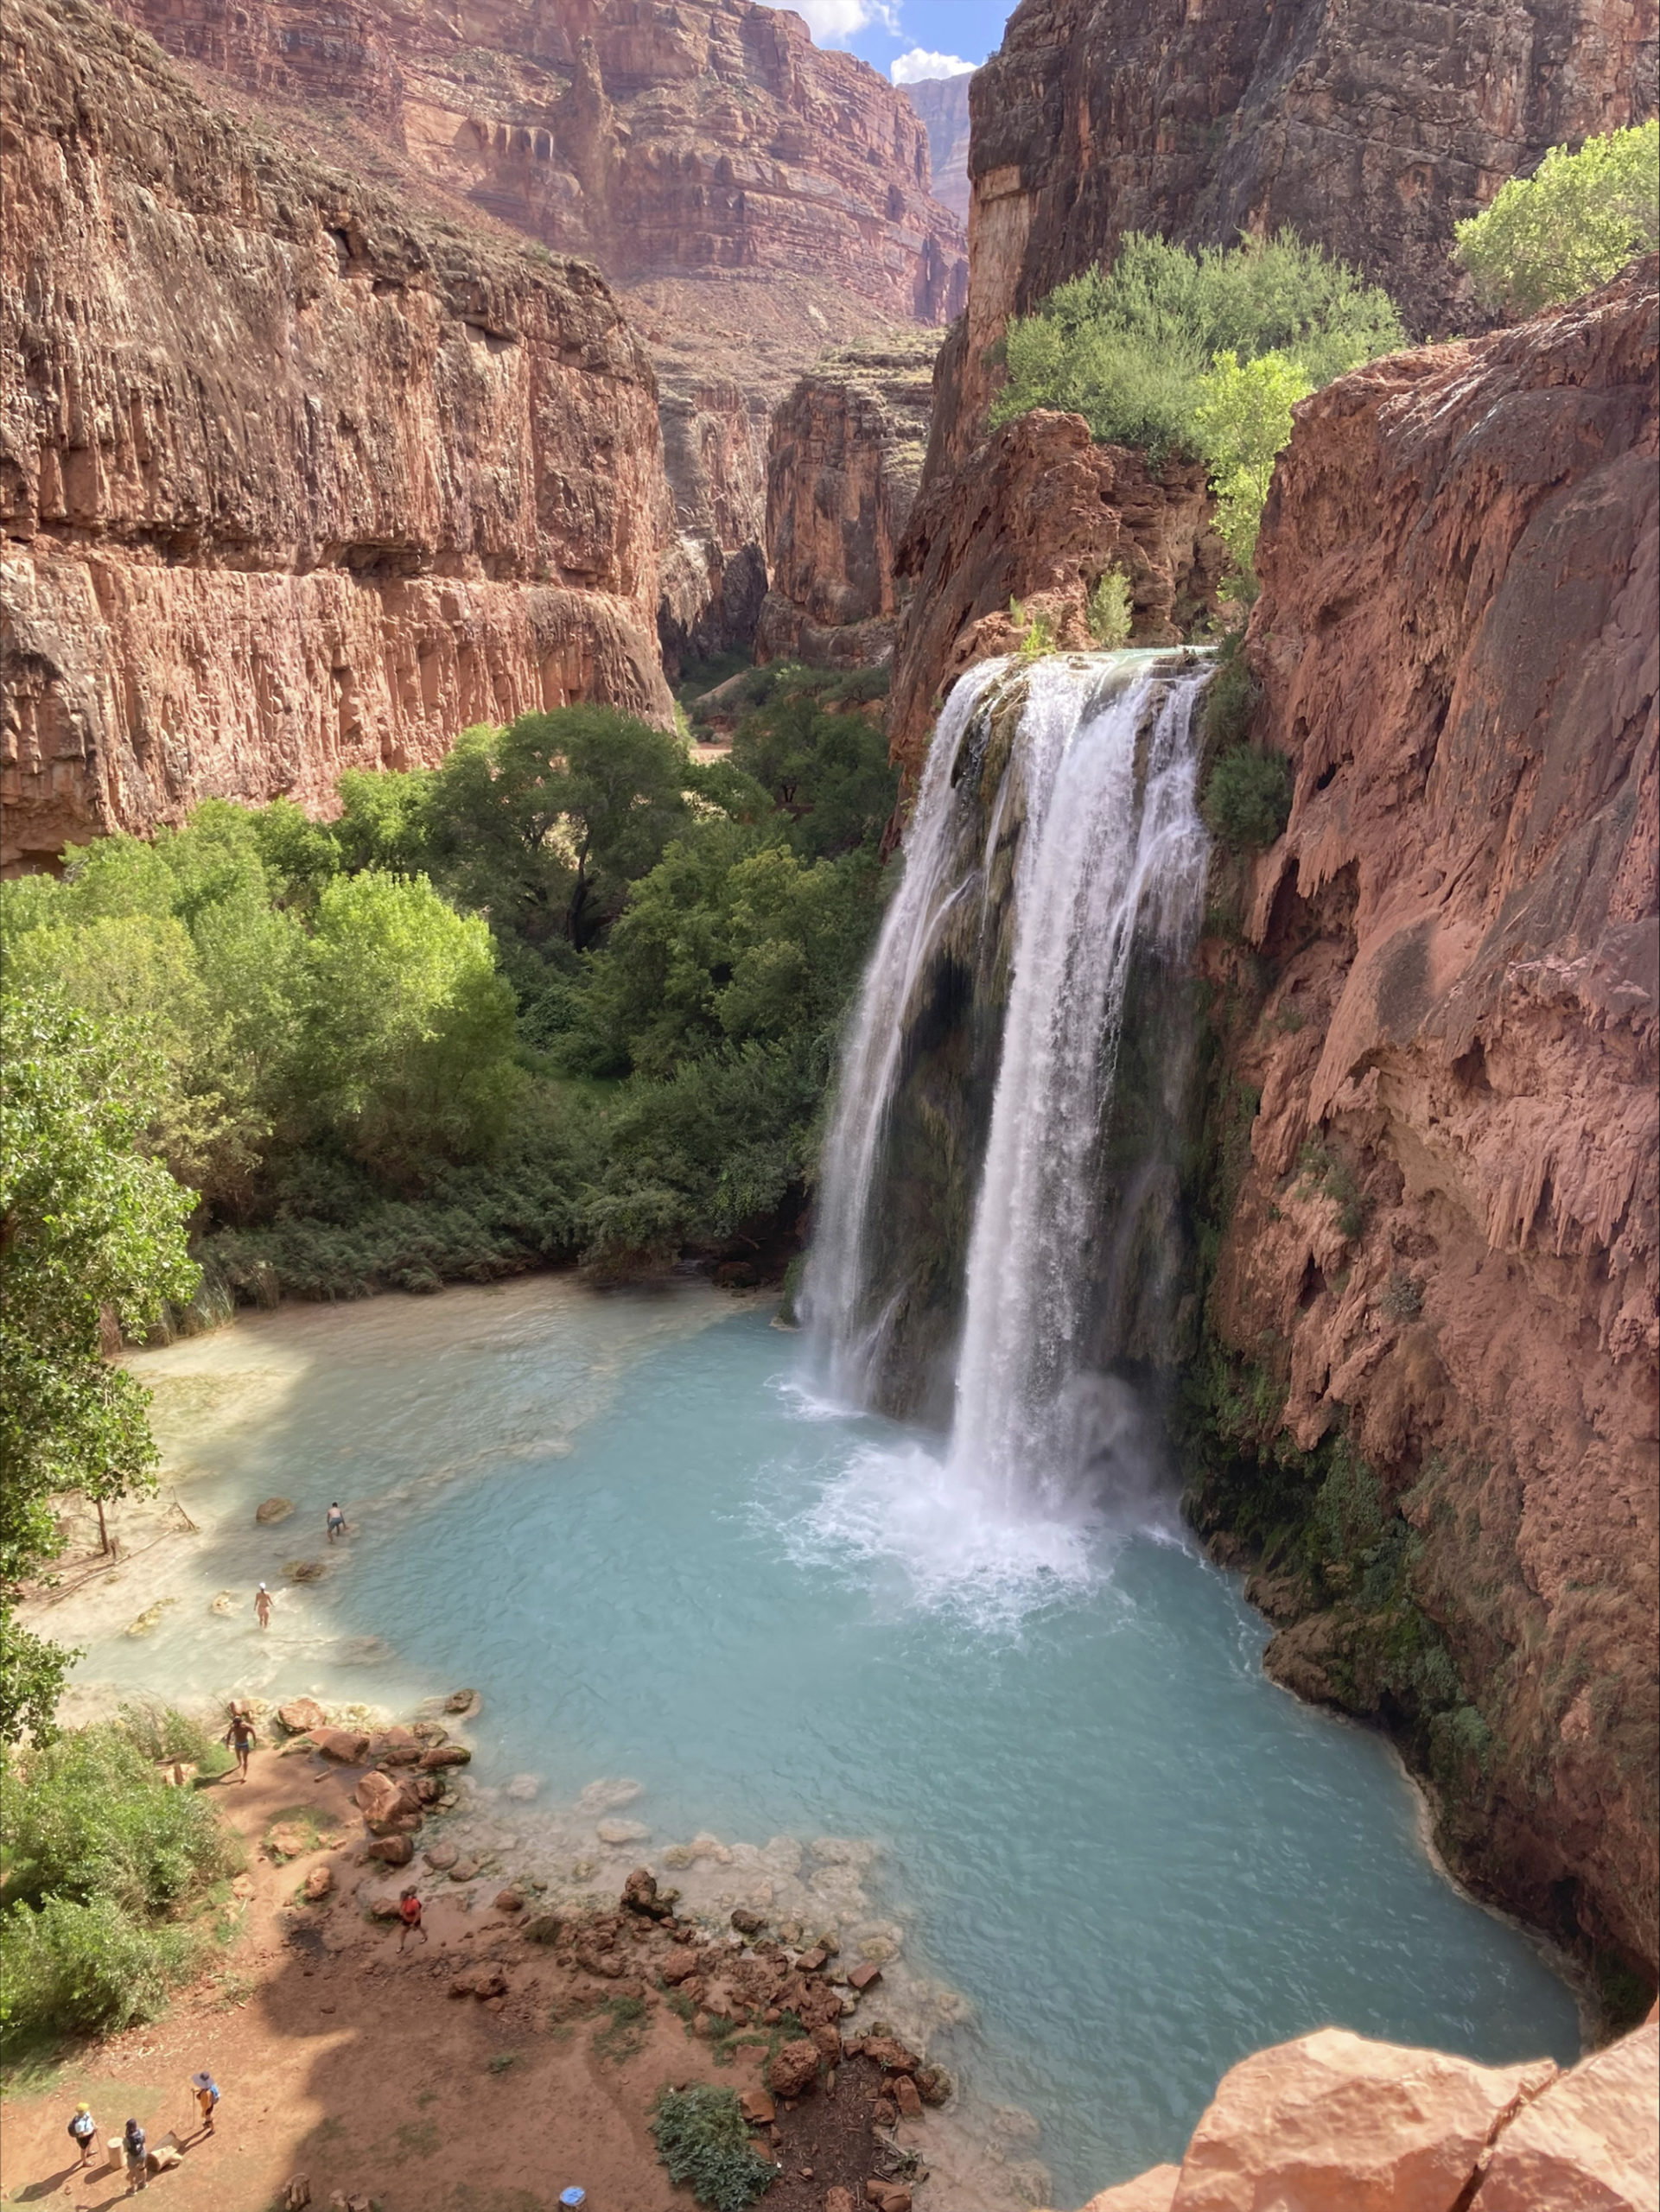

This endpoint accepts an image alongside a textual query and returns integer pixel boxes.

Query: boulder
[449,1859,481,1883]
[893,2075,924,2120]
[521,1914,566,1945]
[811,2020,844,2063]
[862,2037,919,2076]
[283,2180,312,2212]
[311,1727,369,1764]
[367,1893,405,1921]
[740,2088,777,2126]
[494,1891,525,1913]
[624,1868,670,1917]
[283,1559,327,1581]
[443,1688,481,1715]
[1080,2172,1182,2212]
[255,1497,294,1523]
[277,1698,328,1735]
[1472,2020,1658,2211]
[368,1834,414,1866]
[767,2038,822,2099]
[798,1947,829,1972]
[914,2064,952,2107]
[730,1907,767,1936]
[266,1821,314,1861]
[302,1865,333,1902]
[448,1966,508,2000]
[355,1771,419,1830]
[368,1729,422,1766]
[848,1962,883,1992]
[418,1745,472,1770]
[1171,2029,1558,2212]
[660,1948,702,1985]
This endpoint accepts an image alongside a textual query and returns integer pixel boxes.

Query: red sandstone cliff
[901,74,972,226]
[1204,260,1658,1980]
[886,412,1227,773]
[933,0,1657,464]
[756,333,937,670]
[0,0,673,869]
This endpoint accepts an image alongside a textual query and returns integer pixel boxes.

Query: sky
[790,0,1013,82]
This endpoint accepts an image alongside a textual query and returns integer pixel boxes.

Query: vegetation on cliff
[1454,121,1659,317]
[990,232,1404,584]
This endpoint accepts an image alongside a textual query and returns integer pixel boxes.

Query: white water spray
[800,652,1212,1597]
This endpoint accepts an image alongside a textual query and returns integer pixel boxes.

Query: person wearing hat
[254,1584,272,1630]
[67,2102,98,2165]
[190,2073,219,2137]
[123,2116,149,2192]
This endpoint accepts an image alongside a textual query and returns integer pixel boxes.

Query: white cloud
[793,0,900,42]
[890,47,977,83]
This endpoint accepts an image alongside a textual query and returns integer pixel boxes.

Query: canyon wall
[1,0,674,868]
[756,333,936,670]
[1193,260,1658,1986]
[887,412,1226,773]
[901,74,972,224]
[935,0,1657,462]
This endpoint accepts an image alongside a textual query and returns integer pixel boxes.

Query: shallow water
[85,1283,1580,2200]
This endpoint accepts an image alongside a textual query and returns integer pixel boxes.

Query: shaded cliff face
[936,0,1657,461]
[887,411,1226,775]
[756,333,936,670]
[901,74,973,224]
[657,375,768,677]
[0,0,671,869]
[1197,261,1658,1982]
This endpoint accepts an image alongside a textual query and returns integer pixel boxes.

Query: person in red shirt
[398,1887,428,1949]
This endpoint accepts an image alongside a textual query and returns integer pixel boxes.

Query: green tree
[1453,123,1660,318]
[0,990,199,1742]
[1193,349,1316,582]
[427,708,692,954]
[729,686,896,859]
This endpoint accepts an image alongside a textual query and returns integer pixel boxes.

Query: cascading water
[801,650,1212,1595]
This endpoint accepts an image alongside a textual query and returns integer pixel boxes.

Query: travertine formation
[1,0,672,867]
[1205,261,1658,1977]
[756,333,938,670]
[932,0,1657,462]
[887,410,1227,772]
[901,74,973,223]
[1053,2021,1659,2212]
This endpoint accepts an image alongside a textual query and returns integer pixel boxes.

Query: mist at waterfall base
[87,654,1580,2196]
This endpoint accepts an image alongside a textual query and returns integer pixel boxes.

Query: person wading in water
[326,1502,347,1542]
[254,1584,272,1630]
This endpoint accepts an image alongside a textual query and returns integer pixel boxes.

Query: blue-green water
[91,1282,1580,2200]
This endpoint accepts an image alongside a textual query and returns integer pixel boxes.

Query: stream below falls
[72,1278,1580,2203]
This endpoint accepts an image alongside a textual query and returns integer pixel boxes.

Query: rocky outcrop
[112,0,968,329]
[887,410,1226,775]
[1,0,672,868]
[901,75,973,225]
[1193,261,1658,1982]
[755,333,937,670]
[1051,2023,1659,2212]
[933,0,1657,463]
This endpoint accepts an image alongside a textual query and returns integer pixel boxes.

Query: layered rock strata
[1,0,671,868]
[887,410,1226,774]
[901,74,973,225]
[1197,261,1658,1981]
[1049,2020,1659,2212]
[756,333,937,670]
[657,374,768,676]
[933,0,1657,464]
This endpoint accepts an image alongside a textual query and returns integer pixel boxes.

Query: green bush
[1453,122,1659,318]
[1201,746,1292,850]
[1200,628,1261,751]
[992,232,1403,583]
[650,2084,775,2212]
[0,1893,202,2037]
[1087,569,1134,648]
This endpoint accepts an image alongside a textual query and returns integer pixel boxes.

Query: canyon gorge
[2,0,1657,2206]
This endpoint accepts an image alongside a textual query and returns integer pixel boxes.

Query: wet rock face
[757,334,938,671]
[109,0,968,329]
[941,0,1657,459]
[1203,261,1659,1978]
[887,410,1226,778]
[0,0,672,867]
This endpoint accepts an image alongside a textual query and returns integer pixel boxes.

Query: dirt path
[0,1747,926,2212]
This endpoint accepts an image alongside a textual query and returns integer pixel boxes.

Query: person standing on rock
[398,1886,429,1950]
[67,2103,98,2167]
[254,1584,272,1630]
[326,1502,347,1542]
[223,1706,258,1783]
[123,2117,148,2193]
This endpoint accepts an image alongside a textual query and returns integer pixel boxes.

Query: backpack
[125,2124,146,2158]
[69,2113,95,2141]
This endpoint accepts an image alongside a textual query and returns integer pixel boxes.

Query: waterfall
[804,649,1212,1529]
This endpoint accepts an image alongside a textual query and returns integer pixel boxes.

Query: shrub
[1087,569,1134,648]
[1010,601,1060,664]
[1192,350,1314,581]
[1453,122,1659,318]
[1201,746,1292,850]
[650,2084,775,2212]
[0,1894,201,2037]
